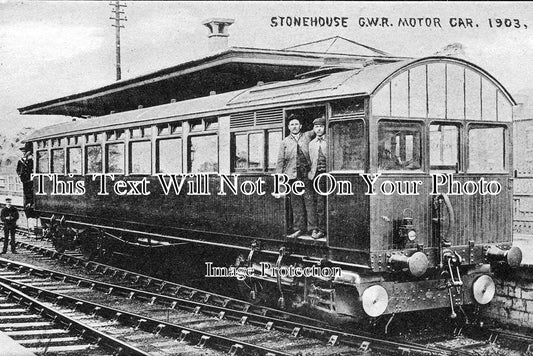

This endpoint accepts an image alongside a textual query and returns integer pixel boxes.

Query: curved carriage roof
[26,56,515,141]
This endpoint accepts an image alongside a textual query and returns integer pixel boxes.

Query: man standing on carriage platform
[308,116,327,240]
[1,197,19,254]
[16,149,34,209]
[276,116,315,238]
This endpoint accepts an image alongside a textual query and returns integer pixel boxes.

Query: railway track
[0,255,463,356]
[0,279,155,356]
[1,228,528,355]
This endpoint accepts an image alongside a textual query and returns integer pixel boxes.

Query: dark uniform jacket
[1,206,19,226]
[17,158,33,183]
[276,131,315,180]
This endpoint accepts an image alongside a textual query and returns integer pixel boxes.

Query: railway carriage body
[23,56,521,319]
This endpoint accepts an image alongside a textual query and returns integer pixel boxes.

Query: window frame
[105,142,125,174]
[85,144,103,174]
[428,121,462,172]
[230,128,283,173]
[266,129,283,172]
[155,137,183,174]
[36,149,50,173]
[130,139,153,175]
[376,119,425,173]
[466,123,509,174]
[67,146,83,175]
[233,130,265,173]
[328,117,368,174]
[187,132,219,173]
[51,148,65,174]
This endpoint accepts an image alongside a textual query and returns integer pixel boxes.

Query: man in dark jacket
[16,151,34,208]
[1,198,19,253]
[276,116,315,238]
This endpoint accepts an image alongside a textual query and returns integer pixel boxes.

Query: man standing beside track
[1,198,19,254]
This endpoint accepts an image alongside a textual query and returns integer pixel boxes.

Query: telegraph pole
[109,1,127,81]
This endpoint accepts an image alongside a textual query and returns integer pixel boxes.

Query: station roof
[23,58,410,141]
[18,37,406,118]
[25,55,516,142]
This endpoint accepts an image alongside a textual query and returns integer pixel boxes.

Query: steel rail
[14,238,332,327]
[13,238,471,355]
[0,276,296,356]
[0,257,462,356]
[0,280,152,356]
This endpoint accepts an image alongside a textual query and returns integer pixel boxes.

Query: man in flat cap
[1,197,19,253]
[308,116,327,240]
[276,116,315,238]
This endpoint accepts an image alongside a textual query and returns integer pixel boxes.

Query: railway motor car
[20,56,522,321]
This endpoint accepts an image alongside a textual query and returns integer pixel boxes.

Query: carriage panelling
[370,175,432,251]
[35,175,286,242]
[370,175,511,252]
[447,175,512,245]
[327,175,370,251]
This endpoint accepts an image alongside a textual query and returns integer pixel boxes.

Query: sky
[0,1,532,135]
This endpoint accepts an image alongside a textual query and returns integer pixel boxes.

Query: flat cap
[313,116,326,126]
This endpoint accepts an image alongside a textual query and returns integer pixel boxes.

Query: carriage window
[378,121,422,171]
[430,124,459,170]
[51,149,65,174]
[330,120,366,171]
[235,132,264,170]
[468,126,505,172]
[157,138,182,173]
[67,147,82,174]
[331,98,364,116]
[37,150,49,173]
[235,134,247,170]
[130,141,152,174]
[86,145,102,174]
[267,130,282,169]
[189,135,218,172]
[106,143,124,173]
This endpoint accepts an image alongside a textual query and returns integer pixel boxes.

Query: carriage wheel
[77,228,100,260]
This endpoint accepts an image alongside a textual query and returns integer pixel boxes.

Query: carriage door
[327,116,368,250]
[283,106,325,239]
